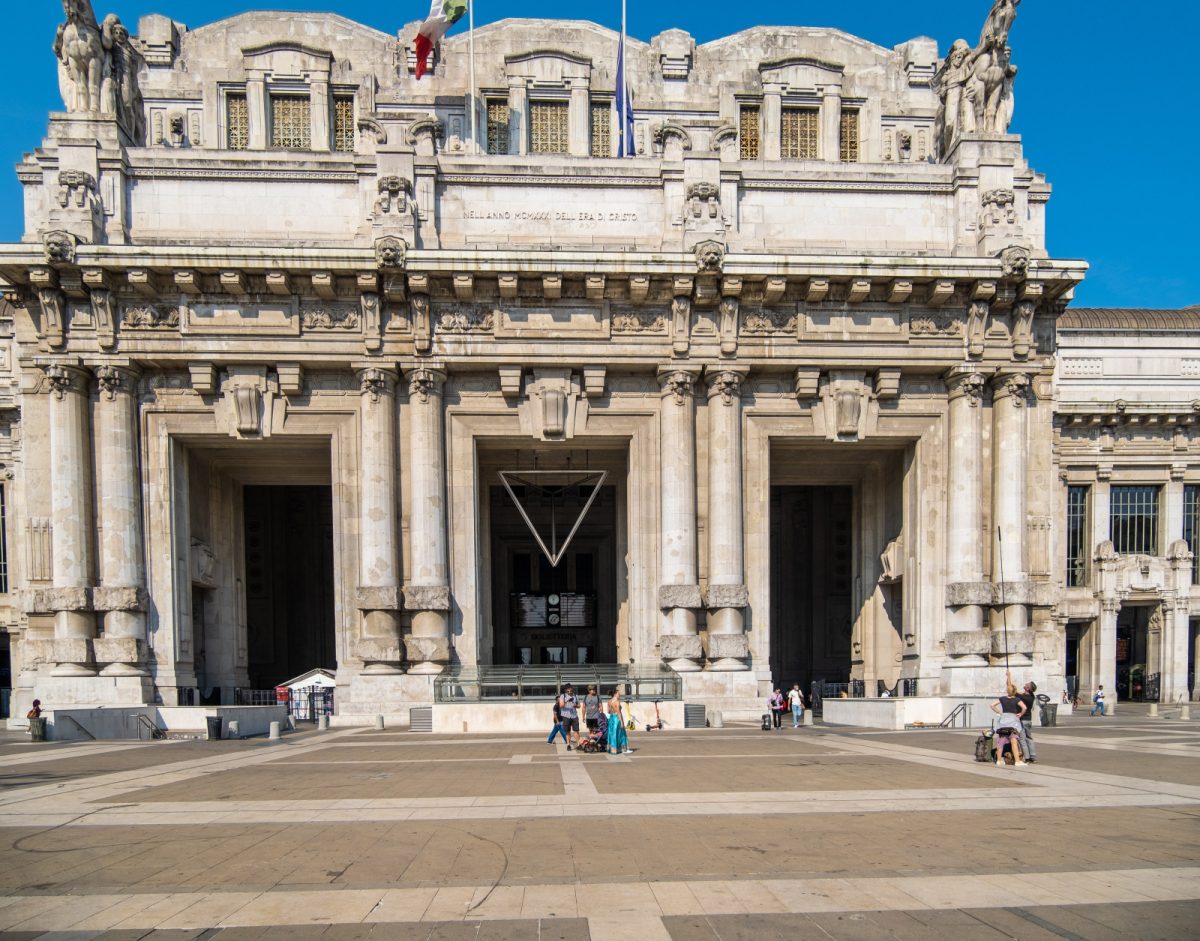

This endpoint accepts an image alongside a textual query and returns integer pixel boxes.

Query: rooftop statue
[54,0,145,142]
[936,0,1020,153]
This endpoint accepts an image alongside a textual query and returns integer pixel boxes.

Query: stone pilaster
[991,371,1030,637]
[1096,596,1119,714]
[404,367,451,674]
[821,83,843,162]
[92,364,149,676]
[657,366,702,671]
[705,367,750,670]
[354,366,403,673]
[44,362,96,675]
[945,368,987,643]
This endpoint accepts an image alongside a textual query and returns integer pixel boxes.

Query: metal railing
[434,664,682,703]
[132,713,165,740]
[235,687,334,722]
[940,703,971,728]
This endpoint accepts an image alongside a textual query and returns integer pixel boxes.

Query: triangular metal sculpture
[498,470,608,568]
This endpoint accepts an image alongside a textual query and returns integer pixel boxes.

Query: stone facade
[15,2,1189,725]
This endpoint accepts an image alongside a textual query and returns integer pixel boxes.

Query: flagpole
[468,1,477,153]
[619,0,627,157]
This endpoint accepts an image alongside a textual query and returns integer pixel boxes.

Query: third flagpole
[620,0,627,156]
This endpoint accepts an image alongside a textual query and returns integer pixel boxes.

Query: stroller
[578,711,609,753]
[974,717,1023,765]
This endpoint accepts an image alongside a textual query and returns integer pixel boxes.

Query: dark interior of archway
[243,485,335,688]
[770,485,853,691]
[490,483,617,665]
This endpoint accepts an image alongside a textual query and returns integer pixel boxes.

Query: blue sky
[4,1,1197,308]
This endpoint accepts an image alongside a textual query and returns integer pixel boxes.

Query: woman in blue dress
[607,688,629,754]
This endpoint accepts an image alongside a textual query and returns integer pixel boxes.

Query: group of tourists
[766,684,807,729]
[548,683,631,755]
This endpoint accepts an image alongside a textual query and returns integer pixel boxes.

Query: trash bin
[206,716,222,740]
[28,717,47,742]
[1040,704,1058,727]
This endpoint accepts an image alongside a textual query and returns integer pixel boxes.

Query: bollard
[318,715,329,731]
[268,721,281,740]
[1182,703,1192,721]
[1149,703,1159,718]
[708,710,724,729]
[375,715,385,731]
[802,710,814,727]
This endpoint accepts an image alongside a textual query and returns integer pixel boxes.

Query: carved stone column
[945,369,987,638]
[1163,542,1194,703]
[991,372,1029,637]
[762,84,782,161]
[404,367,451,674]
[507,78,528,156]
[354,367,403,673]
[91,364,149,676]
[657,367,702,671]
[705,368,750,670]
[44,363,96,675]
[568,78,590,156]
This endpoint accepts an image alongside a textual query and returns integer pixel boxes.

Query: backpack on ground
[761,713,772,731]
[974,731,993,762]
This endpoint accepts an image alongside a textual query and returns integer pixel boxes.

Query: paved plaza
[0,708,1198,940]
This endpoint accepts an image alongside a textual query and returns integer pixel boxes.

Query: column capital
[705,367,749,405]
[40,361,90,399]
[406,366,447,402]
[992,370,1031,408]
[657,365,701,404]
[356,366,398,402]
[93,362,141,401]
[945,366,989,406]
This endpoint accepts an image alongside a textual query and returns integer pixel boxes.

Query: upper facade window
[530,101,569,155]
[333,96,355,153]
[840,110,860,162]
[1185,485,1200,583]
[487,100,510,155]
[781,107,818,160]
[271,95,311,150]
[739,104,760,160]
[227,93,249,151]
[1110,485,1160,556]
[590,101,612,157]
[1066,485,1090,587]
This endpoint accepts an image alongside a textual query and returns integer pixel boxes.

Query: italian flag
[414,0,467,79]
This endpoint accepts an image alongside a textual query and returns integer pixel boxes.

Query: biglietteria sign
[498,470,608,568]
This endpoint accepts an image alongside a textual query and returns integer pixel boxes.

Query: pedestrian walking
[787,684,805,728]
[768,688,785,729]
[607,688,629,754]
[547,693,567,744]
[1090,685,1106,717]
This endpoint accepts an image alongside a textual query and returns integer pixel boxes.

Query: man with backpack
[1090,685,1106,716]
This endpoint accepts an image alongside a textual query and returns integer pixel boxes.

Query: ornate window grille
[1110,485,1160,556]
[333,96,355,153]
[530,101,569,154]
[1066,485,1090,587]
[590,101,612,157]
[840,109,860,162]
[270,95,311,150]
[1185,485,1200,583]
[486,100,510,155]
[226,93,249,151]
[781,107,819,160]
[739,105,760,160]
